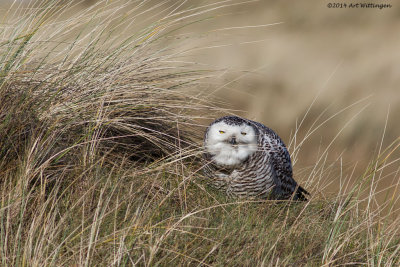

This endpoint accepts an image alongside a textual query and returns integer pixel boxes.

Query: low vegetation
[1,1,399,266]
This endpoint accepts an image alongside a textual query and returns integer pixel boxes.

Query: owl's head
[204,116,258,167]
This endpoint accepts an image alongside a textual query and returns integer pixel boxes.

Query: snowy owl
[203,115,309,200]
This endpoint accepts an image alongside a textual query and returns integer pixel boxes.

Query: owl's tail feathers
[294,185,310,201]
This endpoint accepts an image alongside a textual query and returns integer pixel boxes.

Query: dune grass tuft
[1,1,400,266]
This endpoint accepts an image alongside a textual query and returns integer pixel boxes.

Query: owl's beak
[229,137,237,145]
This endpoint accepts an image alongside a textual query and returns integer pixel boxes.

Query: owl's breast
[205,157,275,199]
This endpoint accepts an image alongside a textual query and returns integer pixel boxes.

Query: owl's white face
[204,121,258,167]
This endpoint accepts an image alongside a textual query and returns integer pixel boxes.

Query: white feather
[204,121,257,166]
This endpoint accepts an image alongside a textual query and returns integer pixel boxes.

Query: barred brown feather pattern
[203,116,309,200]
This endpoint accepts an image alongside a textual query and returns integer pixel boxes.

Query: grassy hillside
[1,1,399,266]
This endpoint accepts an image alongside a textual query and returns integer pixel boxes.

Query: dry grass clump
[1,1,400,266]
[0,2,210,264]
[0,0,213,174]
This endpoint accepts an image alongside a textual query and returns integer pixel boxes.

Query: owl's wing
[257,124,309,200]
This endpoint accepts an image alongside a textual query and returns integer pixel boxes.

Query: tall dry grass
[1,0,400,266]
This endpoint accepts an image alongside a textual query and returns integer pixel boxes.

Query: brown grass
[1,1,400,266]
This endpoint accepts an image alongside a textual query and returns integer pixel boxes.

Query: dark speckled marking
[203,115,309,201]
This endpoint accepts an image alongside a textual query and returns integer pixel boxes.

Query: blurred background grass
[2,0,399,195]
[1,1,400,265]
